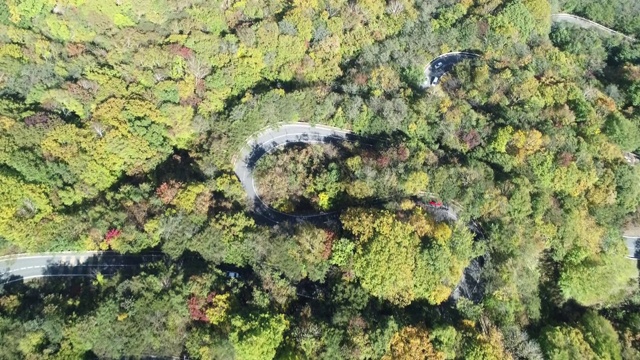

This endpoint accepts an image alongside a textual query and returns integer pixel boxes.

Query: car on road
[226,271,240,279]
[429,200,443,207]
[431,76,439,86]
[434,62,443,69]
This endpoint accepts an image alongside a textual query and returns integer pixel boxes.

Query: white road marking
[1,264,133,275]
[246,132,352,220]
[0,252,101,261]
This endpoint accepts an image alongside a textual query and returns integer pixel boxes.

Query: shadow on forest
[150,148,208,184]
[0,252,201,359]
[55,147,209,220]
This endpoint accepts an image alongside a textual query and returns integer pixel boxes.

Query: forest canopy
[1,0,640,359]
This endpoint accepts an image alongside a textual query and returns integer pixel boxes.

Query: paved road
[0,252,161,285]
[2,14,637,285]
[233,123,356,223]
[0,122,474,284]
[624,237,638,260]
[552,13,636,42]
[422,14,635,89]
[624,152,639,166]
[422,52,480,88]
[233,123,461,224]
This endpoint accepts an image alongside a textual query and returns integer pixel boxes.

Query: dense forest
[1,0,640,358]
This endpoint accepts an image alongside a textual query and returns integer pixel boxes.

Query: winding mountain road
[233,123,355,223]
[422,52,480,88]
[422,13,636,88]
[233,123,460,224]
[1,13,637,285]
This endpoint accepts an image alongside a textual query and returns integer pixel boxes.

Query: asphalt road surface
[233,123,355,223]
[625,236,640,260]
[233,123,461,224]
[552,13,636,41]
[0,252,162,285]
[422,15,635,89]
[422,52,480,88]
[2,14,638,285]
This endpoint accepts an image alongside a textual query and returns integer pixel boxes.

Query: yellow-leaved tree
[341,207,473,306]
[383,326,445,360]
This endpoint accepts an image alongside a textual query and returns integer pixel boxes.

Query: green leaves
[540,312,623,360]
[604,112,640,151]
[558,250,637,307]
[540,326,598,360]
[230,313,289,360]
[341,208,473,306]
[0,172,54,250]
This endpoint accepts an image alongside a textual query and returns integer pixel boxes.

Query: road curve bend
[422,52,480,88]
[624,237,639,260]
[233,123,356,223]
[233,123,460,224]
[2,13,638,286]
[422,14,636,88]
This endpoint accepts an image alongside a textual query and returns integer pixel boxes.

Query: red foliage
[322,230,336,260]
[188,296,208,322]
[376,154,391,168]
[180,95,202,107]
[105,229,121,244]
[24,113,53,127]
[558,152,574,167]
[187,292,217,322]
[156,180,182,204]
[396,145,410,162]
[167,44,194,59]
[66,43,85,57]
[354,72,369,86]
[462,129,482,150]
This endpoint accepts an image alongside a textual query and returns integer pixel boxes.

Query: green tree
[559,244,637,306]
[230,313,289,360]
[540,326,598,360]
[604,113,640,151]
[345,209,419,306]
[579,311,622,360]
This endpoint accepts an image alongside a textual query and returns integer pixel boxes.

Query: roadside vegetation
[253,142,429,213]
[1,0,640,358]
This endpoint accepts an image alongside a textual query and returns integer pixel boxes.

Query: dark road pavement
[422,52,480,88]
[233,123,356,223]
[0,252,163,285]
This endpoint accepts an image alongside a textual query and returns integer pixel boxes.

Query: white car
[226,271,240,279]
[431,77,439,86]
[434,62,443,69]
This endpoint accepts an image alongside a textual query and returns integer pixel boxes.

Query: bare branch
[186,56,211,88]
[17,199,37,218]
[92,123,106,138]
[386,1,404,15]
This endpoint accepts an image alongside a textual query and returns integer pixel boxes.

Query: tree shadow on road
[0,252,165,293]
[241,130,413,225]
